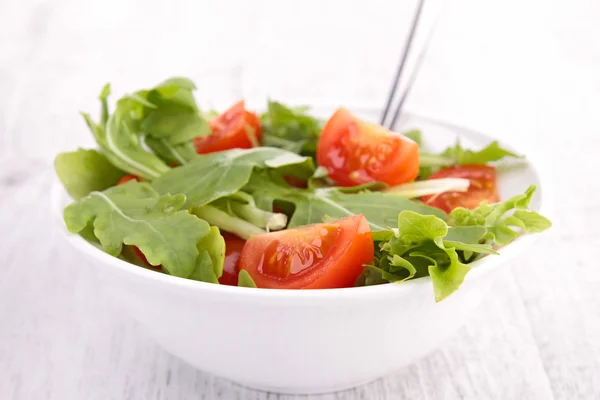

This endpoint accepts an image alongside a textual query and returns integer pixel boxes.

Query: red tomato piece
[193,100,261,154]
[239,215,373,289]
[218,232,246,286]
[421,165,500,213]
[118,174,140,185]
[316,108,419,187]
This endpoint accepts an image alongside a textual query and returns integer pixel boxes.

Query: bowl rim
[52,112,550,300]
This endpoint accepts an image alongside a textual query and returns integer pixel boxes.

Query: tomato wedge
[193,101,261,154]
[218,232,246,286]
[239,215,373,289]
[422,165,500,213]
[316,108,419,187]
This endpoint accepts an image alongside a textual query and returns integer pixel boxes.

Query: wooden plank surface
[1,0,600,399]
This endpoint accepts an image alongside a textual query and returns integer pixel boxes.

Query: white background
[1,0,600,399]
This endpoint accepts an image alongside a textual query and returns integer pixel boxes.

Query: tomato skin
[317,108,419,187]
[218,233,246,286]
[193,101,261,154]
[239,215,374,289]
[422,165,500,213]
[118,175,140,185]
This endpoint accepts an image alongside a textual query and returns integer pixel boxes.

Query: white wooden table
[2,0,600,399]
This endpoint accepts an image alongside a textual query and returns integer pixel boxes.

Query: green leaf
[363,188,549,300]
[63,181,215,278]
[144,138,197,165]
[366,210,497,301]
[82,91,170,180]
[443,140,521,165]
[192,205,266,240]
[260,101,323,156]
[197,226,225,278]
[102,104,171,179]
[420,140,521,170]
[511,210,553,232]
[427,248,472,302]
[448,185,551,245]
[238,270,257,288]
[188,252,219,283]
[243,172,446,232]
[403,129,422,146]
[388,254,417,281]
[189,226,225,282]
[54,149,125,200]
[81,78,210,179]
[152,147,315,207]
[214,192,288,232]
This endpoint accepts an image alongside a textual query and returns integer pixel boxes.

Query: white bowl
[53,113,547,394]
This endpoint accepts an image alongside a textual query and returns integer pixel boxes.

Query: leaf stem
[192,205,265,239]
[230,202,287,231]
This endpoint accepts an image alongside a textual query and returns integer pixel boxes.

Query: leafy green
[82,85,170,180]
[243,172,446,232]
[144,138,197,166]
[420,140,521,170]
[214,192,288,231]
[448,185,552,245]
[192,205,266,240]
[365,211,494,301]
[260,101,323,156]
[54,149,125,200]
[152,147,315,207]
[63,181,220,279]
[238,270,257,288]
[188,226,225,283]
[366,186,551,301]
[82,78,210,179]
[403,129,423,146]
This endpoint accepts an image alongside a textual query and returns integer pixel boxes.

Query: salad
[54,77,551,301]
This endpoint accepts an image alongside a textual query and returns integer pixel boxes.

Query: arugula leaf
[403,129,423,146]
[260,101,323,156]
[139,78,210,144]
[367,211,488,301]
[54,149,125,200]
[152,147,315,207]
[238,270,257,288]
[214,192,288,231]
[82,85,170,180]
[365,186,551,301]
[82,78,210,178]
[188,226,225,283]
[192,205,266,240]
[63,181,218,279]
[243,172,446,232]
[420,140,521,170]
[144,138,197,166]
[448,185,552,245]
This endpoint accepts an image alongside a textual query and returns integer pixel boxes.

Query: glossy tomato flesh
[422,165,500,213]
[317,108,419,187]
[193,100,261,154]
[218,232,246,286]
[239,215,374,289]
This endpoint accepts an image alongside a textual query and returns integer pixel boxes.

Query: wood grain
[1,0,600,398]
